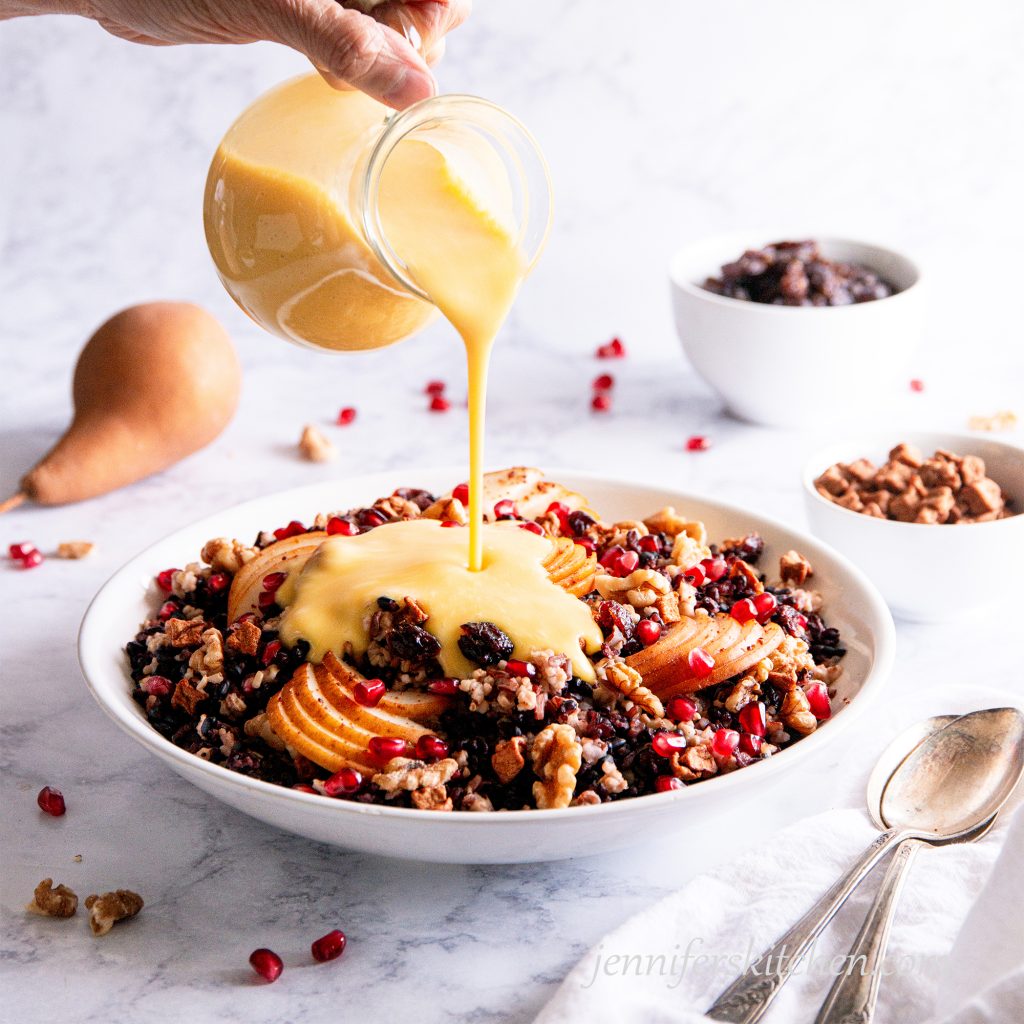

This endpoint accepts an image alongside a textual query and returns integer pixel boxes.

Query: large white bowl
[669,234,926,427]
[79,469,895,864]
[803,432,1024,622]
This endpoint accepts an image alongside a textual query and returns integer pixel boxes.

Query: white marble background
[2,2,1023,1022]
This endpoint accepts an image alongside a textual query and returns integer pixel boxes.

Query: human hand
[64,0,470,108]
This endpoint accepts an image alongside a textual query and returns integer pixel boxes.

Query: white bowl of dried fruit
[80,467,894,863]
[803,432,1024,622]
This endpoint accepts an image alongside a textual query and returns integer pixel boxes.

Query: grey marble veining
[2,2,1023,1022]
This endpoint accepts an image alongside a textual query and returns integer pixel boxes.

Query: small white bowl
[669,234,926,427]
[802,432,1024,622]
[79,468,894,864]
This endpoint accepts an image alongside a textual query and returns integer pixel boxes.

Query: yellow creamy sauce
[277,520,602,681]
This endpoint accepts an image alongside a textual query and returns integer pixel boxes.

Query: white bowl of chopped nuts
[803,432,1024,622]
[669,234,926,427]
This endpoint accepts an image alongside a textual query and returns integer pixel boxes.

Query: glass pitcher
[203,74,552,353]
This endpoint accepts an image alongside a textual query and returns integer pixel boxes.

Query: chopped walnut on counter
[299,424,337,463]
[56,541,95,560]
[26,878,78,918]
[84,889,144,936]
[968,410,1018,433]
[531,723,582,809]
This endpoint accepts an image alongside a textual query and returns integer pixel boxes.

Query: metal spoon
[707,707,1024,1024]
[813,712,1008,1024]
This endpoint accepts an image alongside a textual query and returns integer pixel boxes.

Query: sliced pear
[227,531,325,622]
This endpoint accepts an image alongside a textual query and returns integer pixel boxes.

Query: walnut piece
[201,537,259,574]
[598,657,665,718]
[411,786,453,811]
[165,617,206,648]
[594,567,671,609]
[968,410,1018,433]
[372,756,459,795]
[670,744,717,780]
[26,878,78,918]
[298,424,337,463]
[779,550,813,586]
[421,496,469,524]
[492,736,527,783]
[643,507,706,544]
[531,723,582,809]
[84,889,143,936]
[56,541,95,560]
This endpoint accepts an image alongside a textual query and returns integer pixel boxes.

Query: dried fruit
[311,929,347,963]
[458,621,514,666]
[336,406,357,425]
[249,948,283,983]
[37,786,66,817]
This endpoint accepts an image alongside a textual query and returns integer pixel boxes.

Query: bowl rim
[79,467,896,826]
[802,430,1024,530]
[668,231,923,313]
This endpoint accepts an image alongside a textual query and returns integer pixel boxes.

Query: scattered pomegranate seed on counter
[19,550,44,569]
[452,482,469,504]
[591,393,612,413]
[336,406,357,426]
[326,516,358,536]
[324,767,363,796]
[667,697,697,723]
[685,435,711,452]
[425,380,446,396]
[635,619,661,646]
[652,732,688,757]
[910,379,924,392]
[311,929,347,963]
[738,702,767,737]
[596,336,626,359]
[429,395,450,412]
[37,786,66,817]
[249,948,283,983]
[712,729,740,758]
[415,735,449,760]
[592,373,614,391]
[687,647,715,678]
[8,542,36,560]
[353,679,386,707]
[655,776,684,792]
[806,682,832,720]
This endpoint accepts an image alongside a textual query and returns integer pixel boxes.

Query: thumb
[274,1,437,109]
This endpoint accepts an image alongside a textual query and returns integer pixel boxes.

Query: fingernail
[383,66,437,109]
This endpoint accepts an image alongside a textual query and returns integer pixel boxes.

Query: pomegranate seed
[599,547,640,578]
[248,948,283,983]
[336,407,357,426]
[311,929,347,963]
[655,775,684,792]
[156,568,178,592]
[729,598,757,624]
[683,564,706,587]
[592,373,614,391]
[505,659,536,678]
[910,378,924,392]
[207,572,230,593]
[8,541,36,560]
[667,697,698,723]
[353,679,386,707]
[261,640,282,666]
[700,557,728,582]
[427,678,459,695]
[740,733,762,756]
[258,591,277,610]
[493,499,519,519]
[638,535,660,554]
[37,786,66,817]
[20,549,44,569]
[712,729,740,758]
[596,337,626,359]
[685,435,711,452]
[262,572,287,593]
[576,537,596,555]
[326,516,358,536]
[323,767,363,796]
[546,501,570,524]
[687,647,715,678]
[157,601,178,622]
[292,783,318,794]
[738,701,766,737]
[753,592,778,621]
[359,509,387,528]
[452,483,469,505]
[591,393,612,412]
[519,521,544,535]
[425,380,446,396]
[141,675,172,697]
[368,736,408,763]
[636,620,661,646]
[429,395,450,412]
[652,732,688,757]
[273,520,306,541]
[806,682,832,720]
[415,734,449,760]
[794,612,809,632]
[440,520,462,528]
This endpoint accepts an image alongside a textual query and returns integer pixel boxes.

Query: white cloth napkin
[536,692,1024,1024]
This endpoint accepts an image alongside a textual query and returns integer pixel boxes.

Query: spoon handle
[706,829,903,1024]
[814,837,921,1024]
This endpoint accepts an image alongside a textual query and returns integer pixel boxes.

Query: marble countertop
[3,2,1024,1022]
